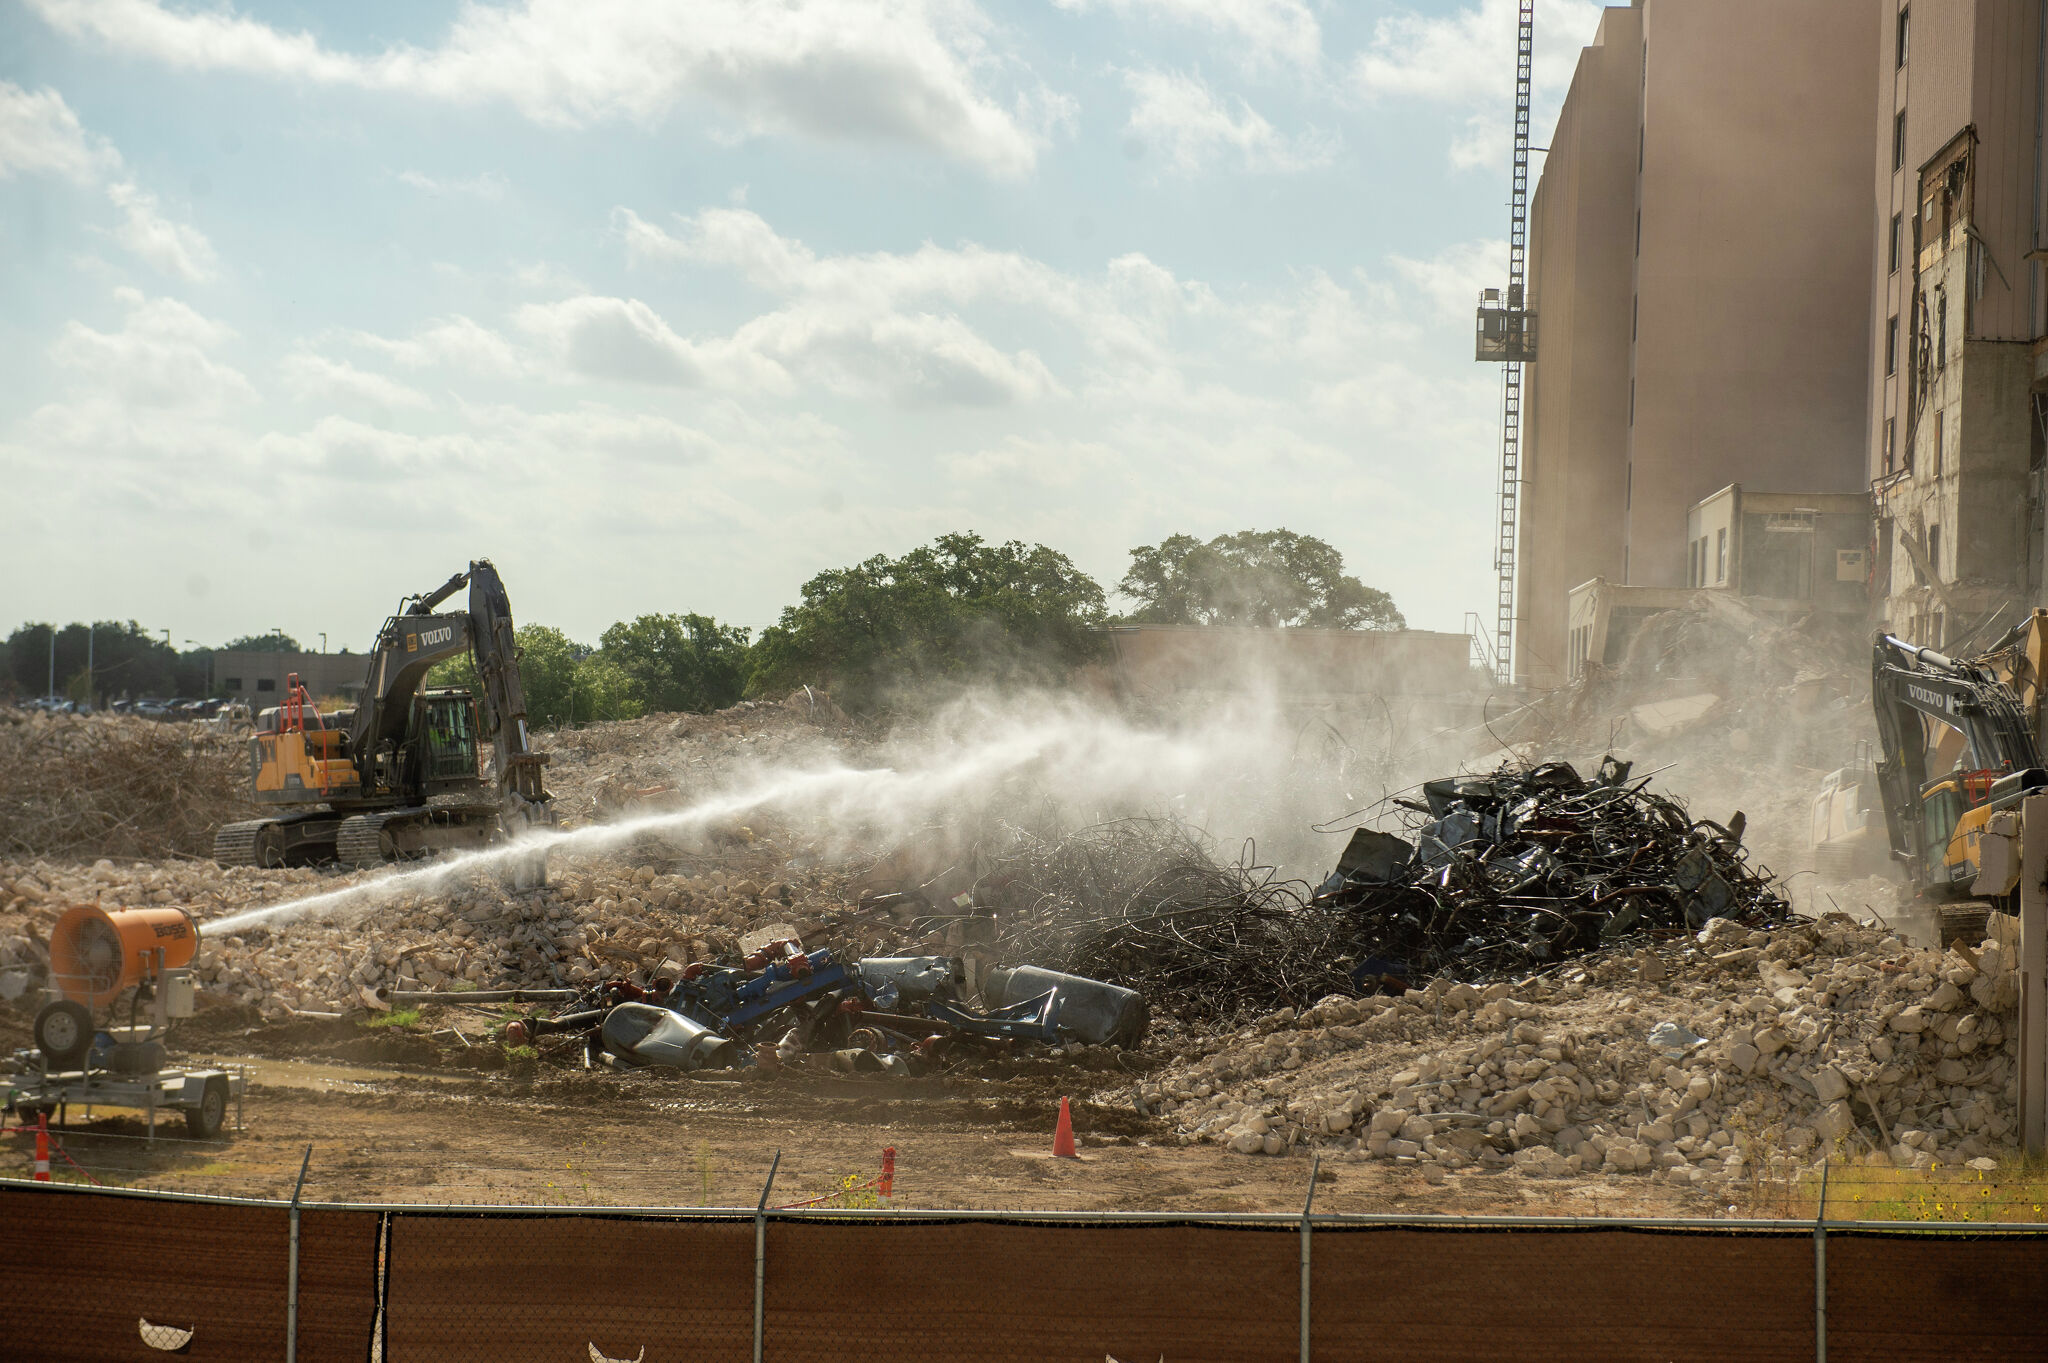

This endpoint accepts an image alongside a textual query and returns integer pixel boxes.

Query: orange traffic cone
[1052,1097,1078,1159]
[33,1114,51,1182]
[879,1147,896,1199]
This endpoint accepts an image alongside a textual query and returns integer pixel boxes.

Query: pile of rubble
[1145,913,2017,1182]
[538,693,855,824]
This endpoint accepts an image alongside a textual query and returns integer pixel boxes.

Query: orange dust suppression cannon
[48,905,198,1008]
[9,903,242,1143]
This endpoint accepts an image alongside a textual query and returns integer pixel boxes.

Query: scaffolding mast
[1474,0,1537,682]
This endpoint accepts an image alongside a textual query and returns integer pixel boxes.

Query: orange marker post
[879,1147,896,1199]
[33,1114,51,1182]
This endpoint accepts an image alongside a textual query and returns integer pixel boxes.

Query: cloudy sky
[0,0,1605,651]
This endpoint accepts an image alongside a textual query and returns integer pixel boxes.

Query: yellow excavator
[1815,612,2048,884]
[211,560,553,870]
[1864,626,2048,902]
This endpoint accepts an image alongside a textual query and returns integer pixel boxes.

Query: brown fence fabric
[0,1184,379,1363]
[294,1207,385,1363]
[1826,1230,2048,1362]
[385,1211,756,1362]
[1312,1225,1815,1363]
[763,1218,1298,1363]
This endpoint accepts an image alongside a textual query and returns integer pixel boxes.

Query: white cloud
[397,169,508,199]
[515,295,713,387]
[0,81,217,279]
[49,287,252,413]
[349,316,531,378]
[278,354,433,411]
[104,180,218,281]
[0,80,118,181]
[1351,0,1605,168]
[29,0,1047,175]
[1121,69,1332,174]
[1388,239,1506,321]
[1054,0,1320,69]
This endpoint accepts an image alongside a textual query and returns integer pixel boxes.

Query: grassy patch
[363,1008,422,1029]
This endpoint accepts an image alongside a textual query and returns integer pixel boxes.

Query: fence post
[755,1149,781,1363]
[286,1145,312,1363]
[1813,1160,1829,1363]
[1300,1152,1320,1363]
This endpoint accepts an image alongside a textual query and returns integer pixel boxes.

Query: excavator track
[211,820,269,867]
[337,811,413,868]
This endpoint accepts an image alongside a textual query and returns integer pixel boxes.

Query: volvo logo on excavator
[1907,683,1960,715]
[406,624,457,653]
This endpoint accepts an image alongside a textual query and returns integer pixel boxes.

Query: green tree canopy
[746,532,1109,710]
[4,621,183,700]
[599,613,752,715]
[1117,530,1404,630]
[220,632,302,652]
[428,624,646,727]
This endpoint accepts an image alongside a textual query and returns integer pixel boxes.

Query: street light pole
[47,630,54,698]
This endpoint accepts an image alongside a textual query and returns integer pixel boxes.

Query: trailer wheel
[33,1000,94,1070]
[186,1078,228,1139]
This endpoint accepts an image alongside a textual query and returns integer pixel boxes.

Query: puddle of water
[201,1057,471,1093]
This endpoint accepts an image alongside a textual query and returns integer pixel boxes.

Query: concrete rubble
[1143,913,2021,1181]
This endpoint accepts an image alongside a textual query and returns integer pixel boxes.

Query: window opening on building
[223,677,242,691]
[1890,213,1900,274]
[1884,416,1896,472]
[256,678,277,693]
[1933,409,1943,474]
[1937,292,1947,365]
[1894,110,1906,171]
[1886,316,1898,375]
[1929,523,1942,581]
[1897,6,1909,66]
[1716,528,1728,584]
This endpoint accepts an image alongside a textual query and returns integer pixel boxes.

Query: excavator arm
[347,559,553,826]
[462,560,551,822]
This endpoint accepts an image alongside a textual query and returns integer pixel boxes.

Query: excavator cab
[415,688,482,789]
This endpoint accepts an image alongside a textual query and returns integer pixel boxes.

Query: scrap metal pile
[973,819,1359,1024]
[1316,756,1792,984]
[962,759,1791,1025]
[491,757,1789,1070]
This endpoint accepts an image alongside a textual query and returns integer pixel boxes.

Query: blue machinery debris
[434,942,1149,1074]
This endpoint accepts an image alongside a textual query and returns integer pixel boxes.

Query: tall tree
[746,532,1108,710]
[1118,530,1404,630]
[600,613,753,715]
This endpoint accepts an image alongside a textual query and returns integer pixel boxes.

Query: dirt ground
[1,1010,1728,1219]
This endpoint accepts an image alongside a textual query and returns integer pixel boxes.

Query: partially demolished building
[1516,0,2048,684]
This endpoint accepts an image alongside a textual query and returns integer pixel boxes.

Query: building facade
[1516,0,1880,686]
[210,650,369,707]
[1867,0,2046,649]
